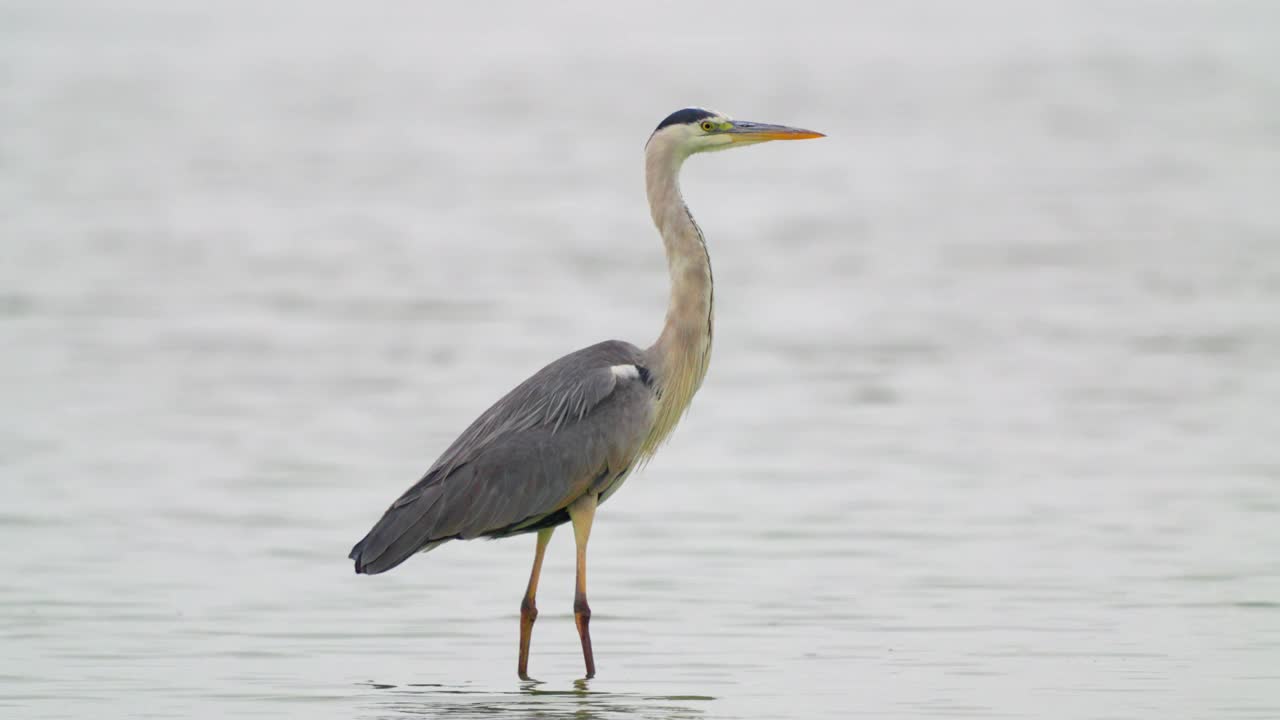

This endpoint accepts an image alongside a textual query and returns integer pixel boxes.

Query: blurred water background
[3,1,1279,718]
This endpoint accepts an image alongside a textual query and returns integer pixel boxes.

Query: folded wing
[349,340,654,574]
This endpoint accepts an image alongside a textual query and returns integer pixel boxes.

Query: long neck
[640,136,714,457]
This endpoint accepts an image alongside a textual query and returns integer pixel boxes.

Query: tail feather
[349,482,449,574]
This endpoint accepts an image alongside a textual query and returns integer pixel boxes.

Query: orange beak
[726,120,825,142]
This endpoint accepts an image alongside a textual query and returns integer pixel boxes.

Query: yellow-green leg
[568,494,598,679]
[517,527,554,680]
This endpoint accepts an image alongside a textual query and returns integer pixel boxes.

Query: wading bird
[349,108,823,679]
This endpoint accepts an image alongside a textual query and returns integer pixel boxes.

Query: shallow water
[3,1,1279,718]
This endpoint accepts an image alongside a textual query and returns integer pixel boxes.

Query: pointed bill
[725,121,825,142]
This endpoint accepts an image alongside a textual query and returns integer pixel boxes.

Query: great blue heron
[349,108,823,679]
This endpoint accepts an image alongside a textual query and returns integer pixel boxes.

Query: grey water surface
[3,1,1279,718]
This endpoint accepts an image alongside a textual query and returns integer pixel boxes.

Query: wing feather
[349,340,653,574]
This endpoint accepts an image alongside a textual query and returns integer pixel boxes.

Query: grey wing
[349,340,655,575]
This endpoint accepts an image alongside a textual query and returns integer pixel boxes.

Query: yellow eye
[700,121,715,132]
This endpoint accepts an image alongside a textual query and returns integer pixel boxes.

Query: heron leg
[518,527,555,680]
[567,493,598,679]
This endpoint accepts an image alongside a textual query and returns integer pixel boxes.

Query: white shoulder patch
[610,364,640,381]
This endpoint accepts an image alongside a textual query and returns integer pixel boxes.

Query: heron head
[647,107,824,156]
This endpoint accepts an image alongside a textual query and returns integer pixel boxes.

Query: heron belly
[595,466,633,505]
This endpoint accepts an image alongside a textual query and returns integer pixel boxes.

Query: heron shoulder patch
[610,364,653,386]
[610,364,640,380]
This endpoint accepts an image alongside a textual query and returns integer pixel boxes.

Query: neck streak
[640,135,714,460]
